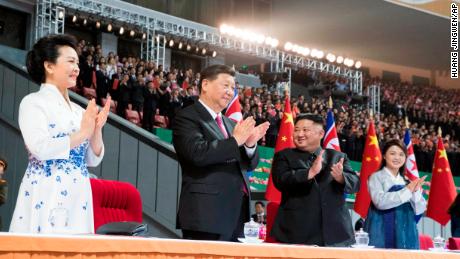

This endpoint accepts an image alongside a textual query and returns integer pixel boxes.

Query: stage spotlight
[348,59,354,67]
[82,18,87,26]
[302,47,311,56]
[212,51,217,57]
[169,39,174,47]
[295,46,303,54]
[311,49,318,58]
[336,56,344,64]
[119,26,124,35]
[326,53,336,62]
[58,11,64,19]
[195,46,199,53]
[317,50,324,59]
[284,42,293,51]
[256,35,265,44]
[220,24,228,34]
[130,30,135,37]
[142,33,146,40]
[292,44,299,53]
[355,61,362,69]
[72,15,77,23]
[202,48,207,55]
[234,28,243,38]
[107,23,112,32]
[95,21,101,29]
[265,37,272,46]
[270,38,279,48]
[227,26,236,36]
[186,44,191,51]
[178,42,183,49]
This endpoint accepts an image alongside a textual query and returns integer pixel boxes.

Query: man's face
[255,204,264,214]
[0,165,4,178]
[201,73,235,112]
[293,119,324,152]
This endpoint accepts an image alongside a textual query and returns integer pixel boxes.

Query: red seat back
[83,87,97,100]
[419,234,434,250]
[449,237,460,250]
[265,201,279,243]
[90,178,143,232]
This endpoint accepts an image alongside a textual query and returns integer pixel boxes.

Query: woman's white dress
[9,83,104,234]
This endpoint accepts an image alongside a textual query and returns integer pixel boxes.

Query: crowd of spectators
[75,39,201,131]
[72,40,460,175]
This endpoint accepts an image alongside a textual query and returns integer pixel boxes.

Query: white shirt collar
[40,83,61,94]
[382,166,403,180]
[40,83,72,111]
[198,99,222,120]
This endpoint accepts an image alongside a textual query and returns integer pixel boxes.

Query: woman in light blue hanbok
[365,139,427,249]
[9,34,111,234]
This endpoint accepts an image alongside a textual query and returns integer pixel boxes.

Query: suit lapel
[194,102,227,140]
[221,115,235,137]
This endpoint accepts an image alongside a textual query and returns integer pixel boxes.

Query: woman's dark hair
[449,193,460,217]
[198,65,235,93]
[380,139,407,176]
[26,34,78,84]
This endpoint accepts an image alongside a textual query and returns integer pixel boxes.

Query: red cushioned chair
[83,87,97,100]
[90,178,143,232]
[449,237,460,250]
[419,234,434,250]
[265,201,280,243]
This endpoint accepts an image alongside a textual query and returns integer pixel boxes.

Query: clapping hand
[406,175,427,192]
[308,150,324,180]
[331,157,345,184]
[80,99,98,139]
[245,121,270,147]
[233,117,256,146]
[95,96,111,132]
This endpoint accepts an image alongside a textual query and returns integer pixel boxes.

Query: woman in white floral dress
[9,34,111,234]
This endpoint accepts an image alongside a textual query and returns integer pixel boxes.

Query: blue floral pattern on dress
[10,85,99,234]
[25,134,90,178]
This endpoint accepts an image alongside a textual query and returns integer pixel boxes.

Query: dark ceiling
[269,0,450,71]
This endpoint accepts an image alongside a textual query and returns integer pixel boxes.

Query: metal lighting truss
[280,52,363,94]
[367,84,381,116]
[35,0,65,42]
[36,0,363,94]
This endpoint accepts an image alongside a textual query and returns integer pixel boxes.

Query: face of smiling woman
[383,145,406,174]
[44,45,80,92]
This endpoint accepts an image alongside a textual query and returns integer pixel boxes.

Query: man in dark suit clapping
[271,114,360,247]
[173,65,269,242]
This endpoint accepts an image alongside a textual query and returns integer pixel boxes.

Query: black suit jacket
[271,148,359,247]
[95,70,109,98]
[173,101,259,236]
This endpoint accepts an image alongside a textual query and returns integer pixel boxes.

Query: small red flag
[353,120,382,218]
[426,136,457,226]
[265,98,295,203]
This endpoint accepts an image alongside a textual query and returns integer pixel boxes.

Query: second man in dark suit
[173,65,269,242]
[271,114,360,247]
